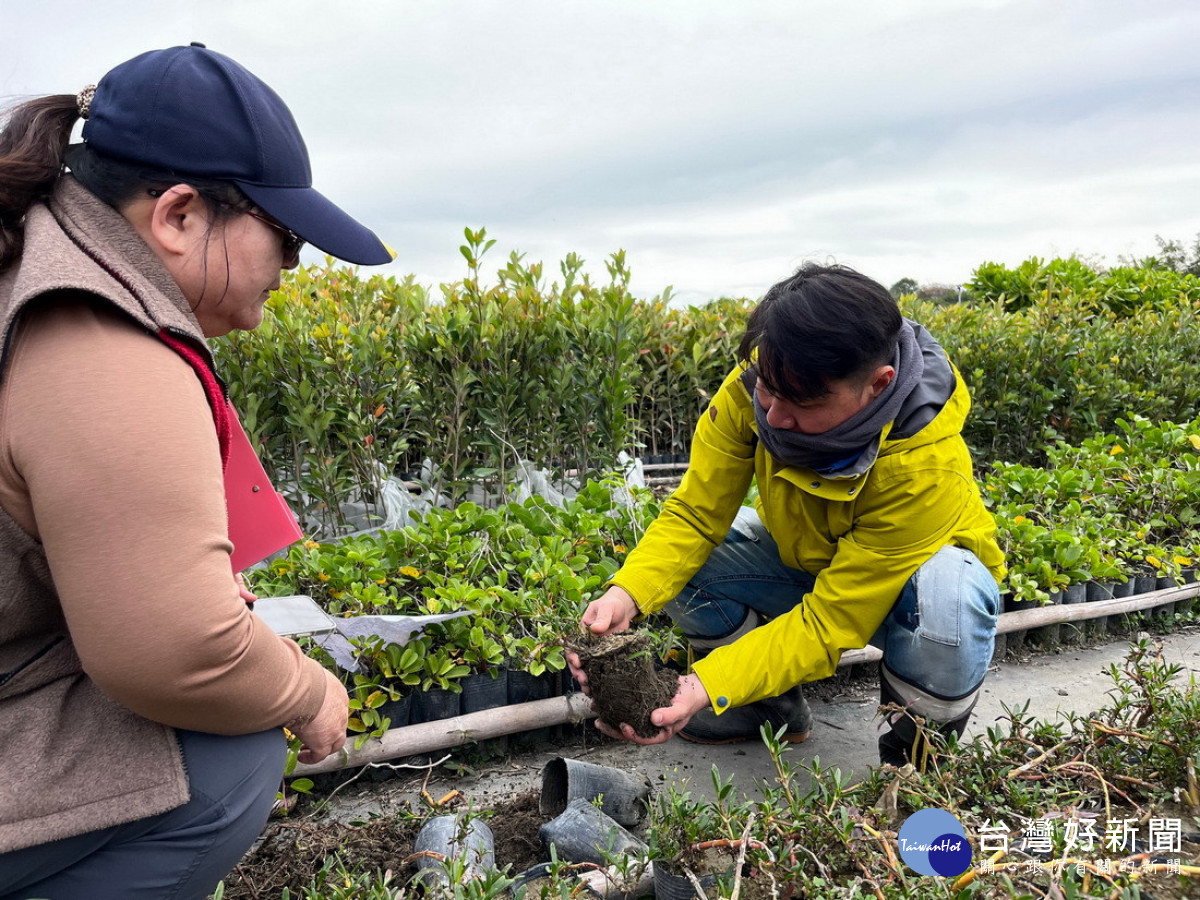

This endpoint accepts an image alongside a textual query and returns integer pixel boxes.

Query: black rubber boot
[878,676,974,767]
[680,685,812,745]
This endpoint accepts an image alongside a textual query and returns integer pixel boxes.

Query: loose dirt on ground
[222,790,547,898]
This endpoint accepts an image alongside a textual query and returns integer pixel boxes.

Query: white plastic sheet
[313,611,472,673]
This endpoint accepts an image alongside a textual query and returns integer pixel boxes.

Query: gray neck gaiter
[752,319,924,471]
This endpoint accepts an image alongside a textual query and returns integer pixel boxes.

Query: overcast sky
[3,1,1198,304]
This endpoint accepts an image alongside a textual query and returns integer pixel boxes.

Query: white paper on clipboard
[252,594,337,638]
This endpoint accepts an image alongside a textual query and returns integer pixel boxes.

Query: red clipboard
[224,406,304,571]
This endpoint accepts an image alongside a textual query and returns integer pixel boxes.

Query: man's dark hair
[737,262,902,403]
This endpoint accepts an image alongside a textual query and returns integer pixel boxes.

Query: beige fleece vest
[0,178,213,852]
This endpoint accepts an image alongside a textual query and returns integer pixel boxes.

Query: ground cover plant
[248,412,1200,708]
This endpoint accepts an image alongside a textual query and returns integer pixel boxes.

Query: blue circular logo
[897,809,971,876]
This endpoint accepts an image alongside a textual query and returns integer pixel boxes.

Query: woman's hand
[293,669,350,763]
[593,673,711,745]
[567,585,641,692]
[235,571,258,605]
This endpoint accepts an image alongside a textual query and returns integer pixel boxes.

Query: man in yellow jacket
[570,263,1005,765]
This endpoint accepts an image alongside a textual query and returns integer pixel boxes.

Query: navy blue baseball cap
[82,43,392,266]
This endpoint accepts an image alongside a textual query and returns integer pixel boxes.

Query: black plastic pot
[460,669,510,753]
[1004,593,1037,652]
[1127,574,1158,632]
[1155,574,1178,621]
[376,693,411,730]
[1031,589,1062,650]
[541,756,651,827]
[652,862,720,900]
[510,863,555,898]
[1109,576,1138,634]
[507,668,555,743]
[538,798,648,865]
[410,686,461,724]
[508,668,552,703]
[461,670,509,714]
[1061,583,1087,646]
[1085,580,1116,639]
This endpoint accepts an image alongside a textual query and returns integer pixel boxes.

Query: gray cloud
[2,0,1197,302]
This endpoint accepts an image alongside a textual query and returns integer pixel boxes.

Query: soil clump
[567,631,678,739]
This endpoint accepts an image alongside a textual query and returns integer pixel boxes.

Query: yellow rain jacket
[610,358,1005,713]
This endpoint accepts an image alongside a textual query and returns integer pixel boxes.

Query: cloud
[4,0,1199,301]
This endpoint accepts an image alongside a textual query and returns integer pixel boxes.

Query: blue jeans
[664,506,1000,709]
[0,728,285,900]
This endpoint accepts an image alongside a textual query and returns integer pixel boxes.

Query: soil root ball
[567,631,678,739]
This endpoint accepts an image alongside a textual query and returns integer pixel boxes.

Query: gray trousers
[0,727,285,900]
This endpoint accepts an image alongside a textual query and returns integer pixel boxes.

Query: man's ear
[868,365,896,398]
[147,185,205,259]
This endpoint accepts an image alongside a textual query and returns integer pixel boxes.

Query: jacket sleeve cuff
[691,657,735,715]
[283,657,332,731]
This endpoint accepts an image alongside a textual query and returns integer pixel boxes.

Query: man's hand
[293,669,350,764]
[593,673,711,745]
[568,586,641,692]
[582,585,639,634]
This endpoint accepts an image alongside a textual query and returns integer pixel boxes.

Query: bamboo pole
[294,692,598,776]
[294,582,1198,776]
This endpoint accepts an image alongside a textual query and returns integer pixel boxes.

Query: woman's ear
[145,185,205,259]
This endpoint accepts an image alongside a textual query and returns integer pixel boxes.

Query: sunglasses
[242,209,305,266]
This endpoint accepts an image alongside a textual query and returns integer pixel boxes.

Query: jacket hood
[889,321,959,442]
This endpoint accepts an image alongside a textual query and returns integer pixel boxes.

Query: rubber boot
[878,672,975,767]
[671,609,814,745]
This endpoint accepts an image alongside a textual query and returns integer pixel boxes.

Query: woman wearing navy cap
[0,45,391,898]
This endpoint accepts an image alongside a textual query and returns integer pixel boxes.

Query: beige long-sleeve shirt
[0,295,326,734]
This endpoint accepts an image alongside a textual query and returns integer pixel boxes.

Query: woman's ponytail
[0,95,80,270]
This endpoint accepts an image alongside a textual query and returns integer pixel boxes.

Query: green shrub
[907,289,1200,465]
[215,241,1200,531]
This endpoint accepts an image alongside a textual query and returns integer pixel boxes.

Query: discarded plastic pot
[412,814,495,888]
[538,798,648,866]
[541,757,651,827]
[652,863,720,900]
[510,862,554,893]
